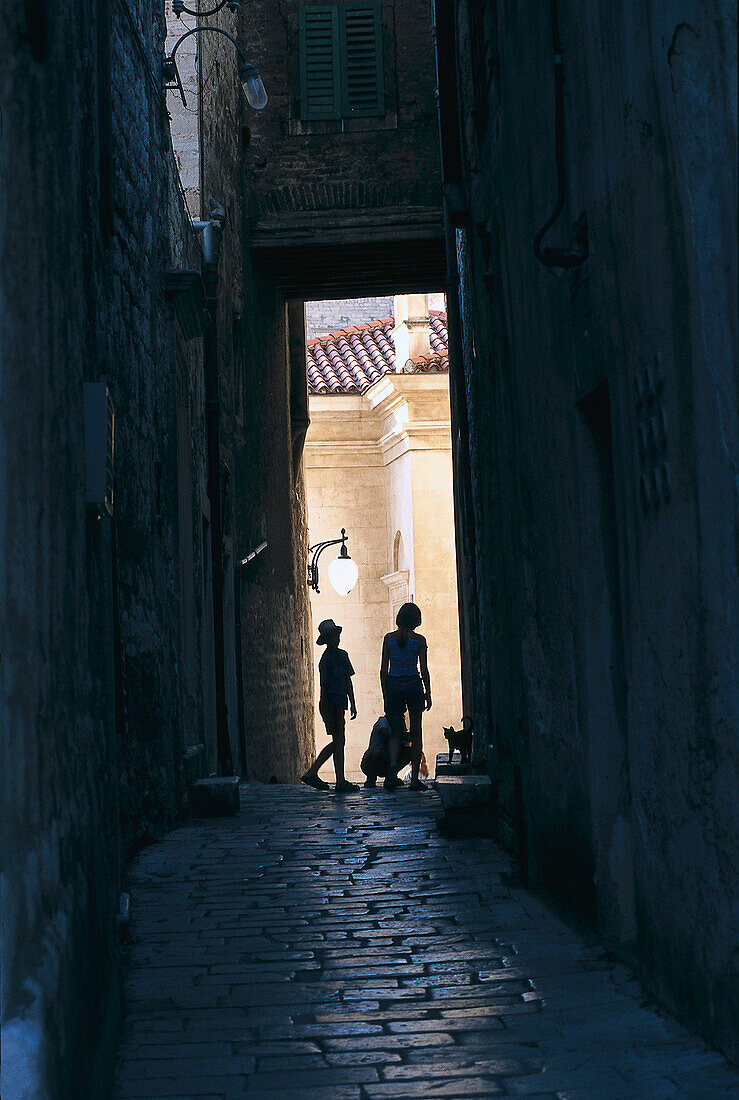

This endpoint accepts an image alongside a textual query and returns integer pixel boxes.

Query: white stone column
[392,294,431,368]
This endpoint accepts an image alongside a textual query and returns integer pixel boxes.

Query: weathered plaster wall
[1,1,209,1094]
[408,446,463,733]
[306,398,392,776]
[449,0,737,1058]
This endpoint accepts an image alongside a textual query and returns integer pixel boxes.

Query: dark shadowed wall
[445,0,737,1059]
[1,1,211,1094]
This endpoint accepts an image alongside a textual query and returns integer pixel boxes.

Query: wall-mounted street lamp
[308,529,359,596]
[165,3,267,110]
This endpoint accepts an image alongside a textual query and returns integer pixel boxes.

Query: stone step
[435,751,473,777]
[189,776,240,817]
[432,774,493,810]
[433,774,495,838]
[183,743,207,786]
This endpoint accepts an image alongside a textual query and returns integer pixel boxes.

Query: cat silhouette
[443,720,473,765]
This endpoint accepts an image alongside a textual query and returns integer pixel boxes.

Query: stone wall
[305,294,446,339]
[447,0,737,1058]
[0,7,118,1095]
[0,1,210,1094]
[230,284,315,781]
[306,298,393,339]
[109,3,207,855]
[200,18,315,782]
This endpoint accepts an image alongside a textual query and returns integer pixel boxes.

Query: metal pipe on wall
[533,0,587,269]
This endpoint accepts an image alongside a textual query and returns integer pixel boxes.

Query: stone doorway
[303,293,463,780]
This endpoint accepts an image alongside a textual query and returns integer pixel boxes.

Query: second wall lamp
[308,529,359,597]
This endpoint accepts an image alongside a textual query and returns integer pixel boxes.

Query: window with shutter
[299,7,341,120]
[340,3,384,117]
[299,2,384,121]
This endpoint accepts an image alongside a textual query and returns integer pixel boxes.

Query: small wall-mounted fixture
[164,10,267,110]
[308,529,359,596]
[239,540,268,568]
[533,0,587,270]
[83,382,115,516]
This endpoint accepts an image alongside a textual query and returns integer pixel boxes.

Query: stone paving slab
[112,784,738,1099]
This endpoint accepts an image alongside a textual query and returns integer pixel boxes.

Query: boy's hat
[316,618,342,645]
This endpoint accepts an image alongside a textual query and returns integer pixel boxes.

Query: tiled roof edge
[307,317,393,348]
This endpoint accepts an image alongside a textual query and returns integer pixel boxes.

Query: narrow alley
[3,1,737,1095]
[112,786,737,1099]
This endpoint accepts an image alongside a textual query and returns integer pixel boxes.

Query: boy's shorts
[319,701,346,740]
[385,677,425,717]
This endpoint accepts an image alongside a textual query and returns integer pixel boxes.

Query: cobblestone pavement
[113,785,737,1099]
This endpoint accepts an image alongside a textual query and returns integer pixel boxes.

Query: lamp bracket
[173,0,241,17]
[164,55,187,106]
[307,528,348,593]
[165,26,247,107]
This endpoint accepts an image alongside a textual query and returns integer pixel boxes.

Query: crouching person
[360,715,412,790]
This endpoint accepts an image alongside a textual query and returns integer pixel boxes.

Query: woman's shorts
[386,677,425,717]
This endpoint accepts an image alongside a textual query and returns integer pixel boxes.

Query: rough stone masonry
[1,1,211,1095]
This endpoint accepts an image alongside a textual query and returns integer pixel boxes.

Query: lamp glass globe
[244,71,268,109]
[328,554,358,596]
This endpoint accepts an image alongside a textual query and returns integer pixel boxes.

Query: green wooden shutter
[339,2,384,117]
[299,7,341,119]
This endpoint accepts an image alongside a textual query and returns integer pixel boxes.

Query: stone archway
[384,531,410,623]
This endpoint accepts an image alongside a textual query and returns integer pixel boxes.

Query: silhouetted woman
[380,601,432,791]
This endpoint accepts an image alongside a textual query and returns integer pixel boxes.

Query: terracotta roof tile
[307,312,449,394]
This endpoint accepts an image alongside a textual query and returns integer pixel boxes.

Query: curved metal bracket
[164,25,246,106]
[308,529,348,593]
[169,24,245,67]
[173,0,241,18]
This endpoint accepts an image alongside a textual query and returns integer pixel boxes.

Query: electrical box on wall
[83,381,115,515]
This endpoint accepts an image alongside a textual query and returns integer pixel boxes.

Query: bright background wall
[305,375,462,779]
